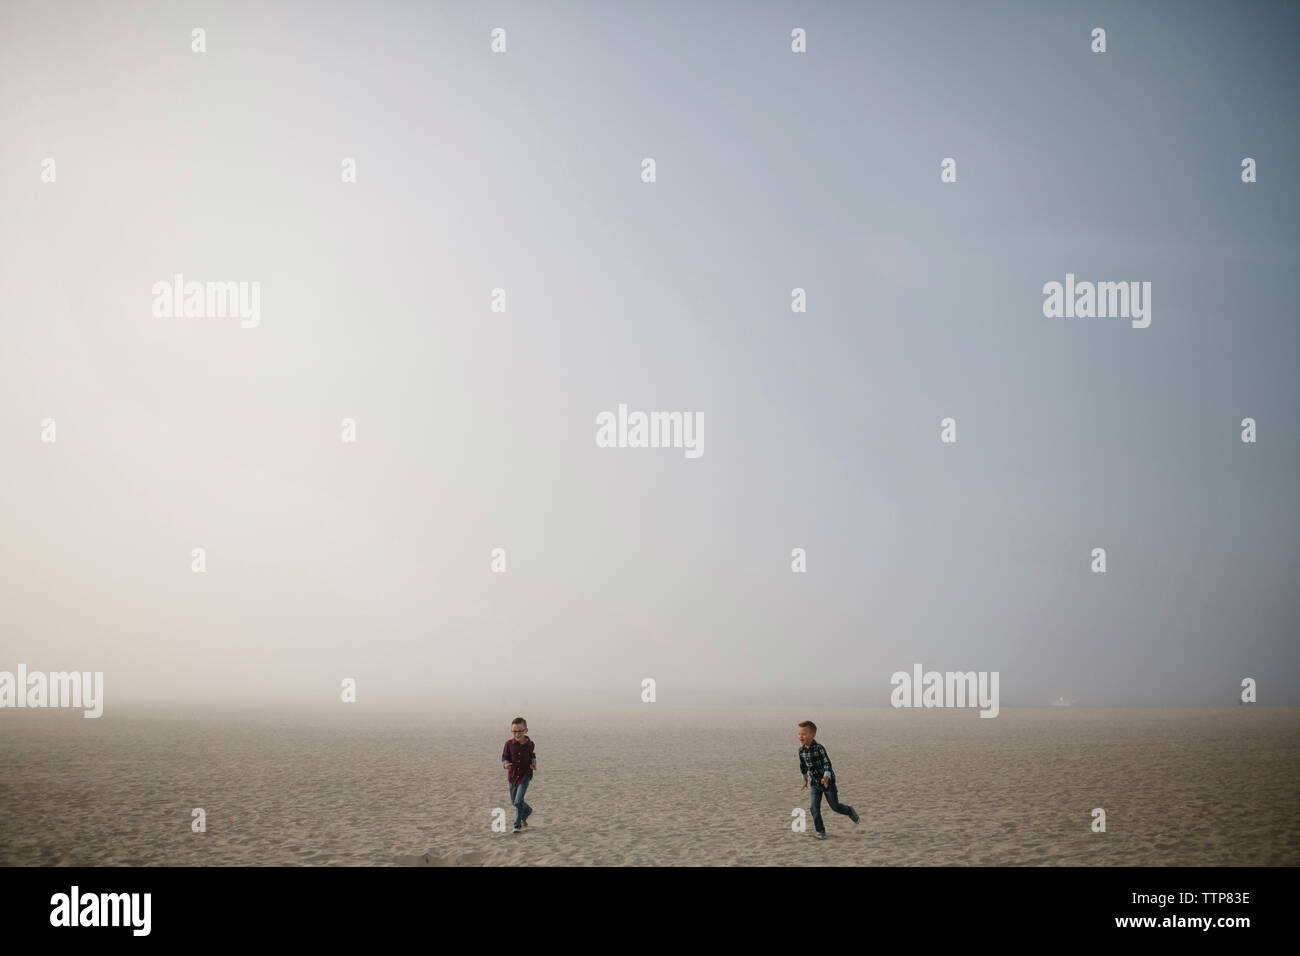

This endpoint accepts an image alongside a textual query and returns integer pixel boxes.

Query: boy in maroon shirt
[501,717,537,833]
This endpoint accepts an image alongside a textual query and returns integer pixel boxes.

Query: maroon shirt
[501,736,536,784]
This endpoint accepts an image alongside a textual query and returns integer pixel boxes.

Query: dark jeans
[809,780,854,835]
[509,777,533,827]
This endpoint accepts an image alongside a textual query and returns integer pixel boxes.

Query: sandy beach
[1,706,1296,866]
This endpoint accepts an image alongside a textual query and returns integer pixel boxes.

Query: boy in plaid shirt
[501,716,537,833]
[797,720,859,839]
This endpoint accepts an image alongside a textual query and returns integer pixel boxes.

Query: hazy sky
[1,0,1296,710]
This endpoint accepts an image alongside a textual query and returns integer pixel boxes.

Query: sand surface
[1,706,1296,866]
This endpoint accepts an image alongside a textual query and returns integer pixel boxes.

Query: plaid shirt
[501,736,536,785]
[798,741,835,786]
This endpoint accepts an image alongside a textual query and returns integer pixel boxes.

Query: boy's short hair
[511,717,528,728]
[798,720,817,734]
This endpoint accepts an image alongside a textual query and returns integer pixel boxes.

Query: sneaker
[815,832,826,840]
[512,824,522,833]
[849,810,860,824]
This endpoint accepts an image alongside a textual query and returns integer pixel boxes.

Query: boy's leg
[808,784,826,835]
[826,780,857,827]
[509,781,524,827]
[823,782,858,822]
[511,778,530,827]
[509,780,525,822]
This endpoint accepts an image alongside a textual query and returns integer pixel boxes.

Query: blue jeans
[509,778,533,827]
[809,780,854,835]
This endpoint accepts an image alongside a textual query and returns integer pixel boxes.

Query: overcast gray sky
[1,0,1296,710]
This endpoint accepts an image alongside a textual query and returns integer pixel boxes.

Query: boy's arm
[799,750,808,780]
[820,744,834,782]
[502,742,511,769]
